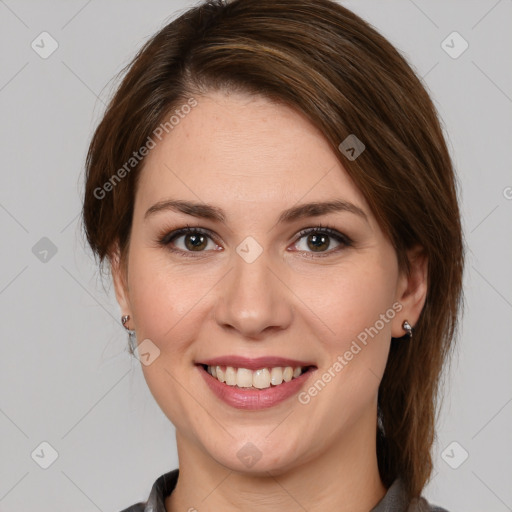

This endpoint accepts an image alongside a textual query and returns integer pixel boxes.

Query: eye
[291,224,352,256]
[158,225,221,256]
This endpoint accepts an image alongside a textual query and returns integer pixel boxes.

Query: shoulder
[119,504,145,512]
[411,497,450,512]
[412,498,450,512]
[119,468,179,512]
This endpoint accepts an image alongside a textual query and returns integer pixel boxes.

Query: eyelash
[157,223,353,259]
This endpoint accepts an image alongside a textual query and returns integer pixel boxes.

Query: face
[113,90,425,475]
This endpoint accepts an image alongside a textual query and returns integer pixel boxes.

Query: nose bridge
[214,242,292,338]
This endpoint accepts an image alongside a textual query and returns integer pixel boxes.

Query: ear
[391,244,428,338]
[110,244,131,318]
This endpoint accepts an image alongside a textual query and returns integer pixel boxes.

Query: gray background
[0,0,511,511]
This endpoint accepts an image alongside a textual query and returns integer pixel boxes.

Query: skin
[112,90,428,512]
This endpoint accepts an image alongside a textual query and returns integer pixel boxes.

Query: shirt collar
[135,469,434,512]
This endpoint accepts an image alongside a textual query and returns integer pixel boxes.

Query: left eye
[292,227,352,255]
[159,225,352,256]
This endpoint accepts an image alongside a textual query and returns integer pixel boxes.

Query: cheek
[297,256,398,353]
[129,273,194,345]
[125,252,211,425]
[296,259,398,422]
[126,248,222,355]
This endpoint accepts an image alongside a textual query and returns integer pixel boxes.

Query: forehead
[136,91,369,215]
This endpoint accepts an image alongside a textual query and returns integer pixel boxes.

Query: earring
[121,315,130,329]
[402,320,413,339]
[121,315,137,353]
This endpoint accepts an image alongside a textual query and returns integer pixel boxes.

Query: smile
[196,359,317,410]
[203,364,312,389]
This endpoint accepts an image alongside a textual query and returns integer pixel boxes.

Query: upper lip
[197,356,316,371]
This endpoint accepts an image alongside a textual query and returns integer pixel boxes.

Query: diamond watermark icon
[134,338,161,366]
[32,237,58,263]
[441,31,468,59]
[31,441,59,469]
[237,442,262,468]
[441,441,469,469]
[31,31,59,59]
[338,134,365,161]
[236,236,263,263]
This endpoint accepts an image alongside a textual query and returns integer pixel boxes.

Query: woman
[82,0,464,510]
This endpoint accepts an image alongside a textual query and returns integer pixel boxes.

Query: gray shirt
[120,469,450,512]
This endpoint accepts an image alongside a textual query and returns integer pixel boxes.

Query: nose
[214,248,293,340]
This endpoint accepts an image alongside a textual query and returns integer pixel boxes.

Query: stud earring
[121,315,137,354]
[402,320,413,339]
[121,315,130,329]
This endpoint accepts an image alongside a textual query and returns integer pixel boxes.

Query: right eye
[158,226,222,256]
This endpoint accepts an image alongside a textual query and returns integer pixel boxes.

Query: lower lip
[197,365,316,410]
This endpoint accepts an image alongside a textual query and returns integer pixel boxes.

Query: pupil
[309,234,328,252]
[186,234,206,251]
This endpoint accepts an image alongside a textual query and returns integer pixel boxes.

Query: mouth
[199,363,316,390]
[195,356,318,409]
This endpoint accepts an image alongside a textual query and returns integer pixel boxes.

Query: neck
[166,408,386,512]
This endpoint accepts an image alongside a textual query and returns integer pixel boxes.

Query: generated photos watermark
[93,97,198,200]
[298,301,403,405]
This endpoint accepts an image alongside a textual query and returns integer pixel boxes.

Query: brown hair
[82,0,464,500]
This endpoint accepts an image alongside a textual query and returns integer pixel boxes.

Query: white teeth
[283,366,293,382]
[225,366,237,386]
[253,368,271,389]
[236,368,253,388]
[216,366,225,383]
[270,367,283,386]
[205,365,308,389]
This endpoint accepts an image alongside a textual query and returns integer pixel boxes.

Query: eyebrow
[144,199,368,224]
